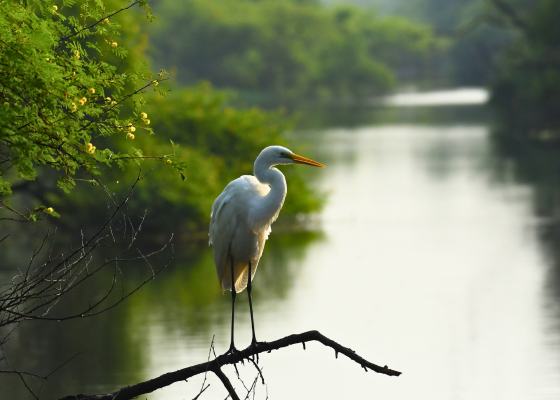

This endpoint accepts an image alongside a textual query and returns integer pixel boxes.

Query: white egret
[209,145,325,352]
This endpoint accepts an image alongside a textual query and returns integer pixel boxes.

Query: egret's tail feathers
[221,261,248,293]
[220,260,258,293]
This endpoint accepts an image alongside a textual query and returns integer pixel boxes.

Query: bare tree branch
[0,171,173,331]
[0,170,175,394]
[58,330,401,400]
[213,368,241,400]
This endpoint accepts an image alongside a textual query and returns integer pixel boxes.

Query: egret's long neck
[254,157,287,221]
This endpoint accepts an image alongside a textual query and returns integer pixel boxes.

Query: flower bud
[111,42,118,48]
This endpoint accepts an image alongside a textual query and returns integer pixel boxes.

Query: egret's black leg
[226,257,238,355]
[247,261,258,347]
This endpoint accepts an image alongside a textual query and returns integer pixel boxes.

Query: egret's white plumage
[209,145,324,293]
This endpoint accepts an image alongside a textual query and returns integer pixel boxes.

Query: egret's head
[258,145,325,168]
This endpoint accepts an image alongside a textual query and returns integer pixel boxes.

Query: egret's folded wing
[209,193,236,290]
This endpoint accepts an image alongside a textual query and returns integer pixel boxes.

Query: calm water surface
[4,96,560,399]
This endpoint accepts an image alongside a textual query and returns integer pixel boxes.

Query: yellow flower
[71,102,77,109]
[111,101,117,106]
[144,119,150,125]
[129,126,136,133]
[140,112,147,119]
[126,133,135,140]
[86,143,93,150]
[47,207,54,213]
[46,57,50,62]
[74,50,80,59]
[105,97,111,102]
[166,159,172,165]
[78,100,84,106]
[111,42,118,48]
[81,97,87,103]
[52,5,57,11]
[89,88,95,94]
[72,71,76,76]
[152,80,159,86]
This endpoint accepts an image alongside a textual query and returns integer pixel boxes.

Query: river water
[4,89,560,399]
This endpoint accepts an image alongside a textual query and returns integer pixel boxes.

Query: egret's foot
[224,344,239,357]
[246,339,261,362]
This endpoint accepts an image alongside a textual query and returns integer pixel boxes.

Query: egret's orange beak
[289,153,325,168]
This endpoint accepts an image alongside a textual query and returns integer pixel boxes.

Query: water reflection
[0,228,319,399]
[4,101,560,400]
[489,130,560,375]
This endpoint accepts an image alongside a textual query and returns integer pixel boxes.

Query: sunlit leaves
[0,0,184,220]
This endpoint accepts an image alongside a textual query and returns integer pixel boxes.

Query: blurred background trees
[4,0,559,264]
[321,0,560,136]
[148,0,437,102]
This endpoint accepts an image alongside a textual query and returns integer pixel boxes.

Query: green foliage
[52,82,324,233]
[0,0,185,221]
[149,0,436,101]
[489,0,560,134]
